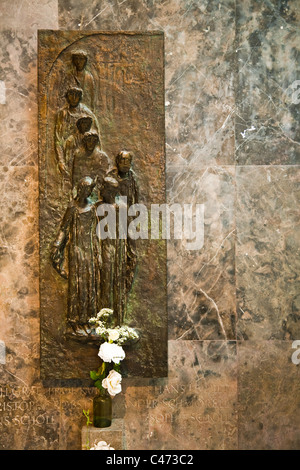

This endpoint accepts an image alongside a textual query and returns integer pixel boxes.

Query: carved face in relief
[76,116,93,134]
[66,87,82,107]
[116,150,132,174]
[72,51,88,71]
[82,132,99,152]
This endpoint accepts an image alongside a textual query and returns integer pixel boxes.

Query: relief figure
[62,50,96,111]
[64,115,93,179]
[103,150,139,325]
[50,176,102,338]
[72,131,113,201]
[55,87,100,177]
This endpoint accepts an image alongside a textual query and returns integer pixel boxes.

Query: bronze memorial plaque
[38,30,167,382]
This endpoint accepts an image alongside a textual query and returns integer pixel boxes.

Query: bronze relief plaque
[38,30,167,382]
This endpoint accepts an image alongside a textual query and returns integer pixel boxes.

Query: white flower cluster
[89,309,139,345]
[89,308,140,398]
[89,308,113,325]
[98,342,125,364]
[97,343,124,396]
[90,440,114,450]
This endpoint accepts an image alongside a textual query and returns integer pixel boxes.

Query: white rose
[107,328,120,342]
[98,342,125,364]
[102,370,122,397]
[90,440,114,450]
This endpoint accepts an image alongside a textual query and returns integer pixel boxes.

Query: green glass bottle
[93,390,112,428]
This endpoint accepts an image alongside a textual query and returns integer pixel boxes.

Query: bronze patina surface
[38,30,167,382]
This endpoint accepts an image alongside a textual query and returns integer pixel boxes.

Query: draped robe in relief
[102,169,138,325]
[53,199,102,327]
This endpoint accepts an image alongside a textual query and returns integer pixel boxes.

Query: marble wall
[0,0,299,450]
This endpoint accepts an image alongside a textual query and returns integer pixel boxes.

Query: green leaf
[100,362,106,376]
[94,379,103,391]
[90,370,99,381]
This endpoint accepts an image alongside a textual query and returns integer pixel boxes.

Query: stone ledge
[82,419,126,450]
